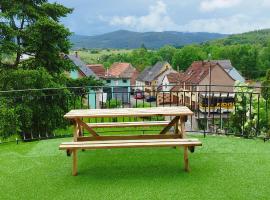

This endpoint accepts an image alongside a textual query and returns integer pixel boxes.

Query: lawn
[1,135,270,200]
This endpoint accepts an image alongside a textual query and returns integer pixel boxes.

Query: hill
[208,29,270,46]
[70,30,227,49]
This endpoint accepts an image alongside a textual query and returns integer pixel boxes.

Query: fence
[0,84,269,143]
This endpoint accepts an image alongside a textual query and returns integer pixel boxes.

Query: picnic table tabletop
[64,106,193,119]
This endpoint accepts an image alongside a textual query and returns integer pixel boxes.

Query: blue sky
[53,0,270,36]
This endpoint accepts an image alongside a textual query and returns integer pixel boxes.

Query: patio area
[1,134,270,200]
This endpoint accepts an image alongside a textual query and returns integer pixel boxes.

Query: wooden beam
[174,119,179,135]
[179,116,187,138]
[183,146,189,172]
[159,116,180,135]
[76,119,99,137]
[86,121,170,128]
[72,149,78,176]
[73,120,80,141]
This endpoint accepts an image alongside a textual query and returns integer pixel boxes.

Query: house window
[106,80,111,84]
[123,79,127,83]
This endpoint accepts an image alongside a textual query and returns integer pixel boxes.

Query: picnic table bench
[59,106,202,176]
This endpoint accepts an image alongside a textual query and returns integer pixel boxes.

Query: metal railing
[0,84,269,143]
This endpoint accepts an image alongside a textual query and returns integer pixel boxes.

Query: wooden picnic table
[64,106,193,141]
[60,106,202,176]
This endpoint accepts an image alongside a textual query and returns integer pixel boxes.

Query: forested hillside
[70,30,227,49]
[78,43,270,80]
[207,29,270,46]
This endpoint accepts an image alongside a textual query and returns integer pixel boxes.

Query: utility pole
[208,54,212,130]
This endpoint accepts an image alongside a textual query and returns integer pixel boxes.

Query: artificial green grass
[1,135,270,200]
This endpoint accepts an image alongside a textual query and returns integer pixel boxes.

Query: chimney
[75,51,78,58]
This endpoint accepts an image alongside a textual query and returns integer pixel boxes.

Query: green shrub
[106,99,122,108]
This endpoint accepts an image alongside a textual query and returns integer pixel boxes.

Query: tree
[0,1,102,140]
[230,81,269,137]
[0,1,74,73]
[157,45,176,64]
[262,70,270,101]
[172,46,207,71]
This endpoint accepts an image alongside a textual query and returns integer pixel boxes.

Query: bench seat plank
[62,138,200,145]
[59,140,202,150]
[86,121,171,128]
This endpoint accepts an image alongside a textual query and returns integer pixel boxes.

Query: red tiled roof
[166,72,184,83]
[131,70,139,86]
[87,64,106,78]
[181,61,217,84]
[108,63,131,77]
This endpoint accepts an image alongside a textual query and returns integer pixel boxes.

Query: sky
[52,0,270,36]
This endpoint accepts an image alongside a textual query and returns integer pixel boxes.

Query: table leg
[174,119,179,135]
[179,116,187,138]
[72,149,78,176]
[183,146,189,172]
[73,119,80,142]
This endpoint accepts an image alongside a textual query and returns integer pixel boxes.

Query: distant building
[136,61,176,95]
[66,54,98,79]
[87,64,106,78]
[158,60,243,107]
[162,72,184,92]
[65,53,100,108]
[207,60,245,83]
[104,62,138,104]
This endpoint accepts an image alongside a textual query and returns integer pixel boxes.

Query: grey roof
[211,60,233,70]
[66,55,98,79]
[225,67,245,82]
[205,60,245,82]
[137,61,169,82]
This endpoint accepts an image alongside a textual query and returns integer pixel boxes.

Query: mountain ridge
[70,30,227,49]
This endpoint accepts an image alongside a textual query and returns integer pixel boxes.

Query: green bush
[133,102,151,108]
[106,99,122,108]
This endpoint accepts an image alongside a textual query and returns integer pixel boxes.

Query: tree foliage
[230,82,269,137]
[0,1,102,140]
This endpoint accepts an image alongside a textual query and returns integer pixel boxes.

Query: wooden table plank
[64,106,193,119]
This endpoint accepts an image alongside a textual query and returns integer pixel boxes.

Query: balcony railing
[0,84,269,143]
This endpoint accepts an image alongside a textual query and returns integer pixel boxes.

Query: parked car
[146,96,156,102]
[134,91,144,99]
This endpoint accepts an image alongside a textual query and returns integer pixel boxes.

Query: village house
[162,72,184,92]
[157,72,184,104]
[87,64,106,78]
[88,62,138,104]
[65,53,101,109]
[136,61,176,95]
[104,62,138,104]
[66,53,98,79]
[157,60,245,107]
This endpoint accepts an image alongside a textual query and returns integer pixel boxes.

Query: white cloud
[108,1,176,32]
[179,14,270,34]
[200,0,242,12]
[99,1,270,34]
[262,0,270,6]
